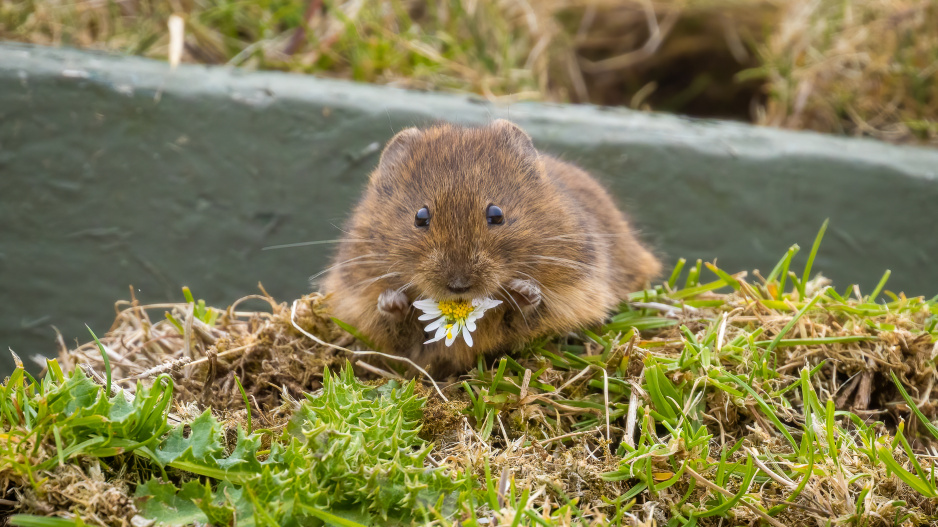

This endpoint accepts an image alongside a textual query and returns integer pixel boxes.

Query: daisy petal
[413,299,439,309]
[445,323,460,347]
[414,297,502,348]
[412,300,442,316]
[424,317,445,332]
[425,324,447,344]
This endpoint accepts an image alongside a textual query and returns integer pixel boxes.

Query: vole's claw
[507,279,542,309]
[377,289,409,320]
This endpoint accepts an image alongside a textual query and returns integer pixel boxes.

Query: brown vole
[322,120,660,376]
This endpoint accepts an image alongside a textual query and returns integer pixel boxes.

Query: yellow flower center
[438,300,473,322]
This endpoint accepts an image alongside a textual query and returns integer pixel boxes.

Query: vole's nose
[447,277,472,294]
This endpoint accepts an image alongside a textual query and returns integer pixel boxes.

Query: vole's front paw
[507,279,542,310]
[377,289,409,321]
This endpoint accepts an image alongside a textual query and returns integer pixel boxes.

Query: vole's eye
[486,204,504,225]
[415,206,431,228]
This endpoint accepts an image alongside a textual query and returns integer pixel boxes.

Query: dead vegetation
[26,251,936,525]
[61,288,349,413]
[754,0,938,145]
[13,461,140,526]
[2,0,936,145]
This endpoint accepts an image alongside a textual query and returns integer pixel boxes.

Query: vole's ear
[377,127,422,173]
[491,119,537,159]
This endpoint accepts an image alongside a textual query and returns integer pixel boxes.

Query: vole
[322,120,660,376]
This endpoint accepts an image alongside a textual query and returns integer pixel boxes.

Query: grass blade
[800,219,828,299]
[86,326,111,397]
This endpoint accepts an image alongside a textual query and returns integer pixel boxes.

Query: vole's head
[355,120,583,303]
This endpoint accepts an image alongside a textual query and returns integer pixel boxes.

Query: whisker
[309,253,388,281]
[497,285,517,314]
[513,270,544,290]
[262,239,370,251]
[514,271,556,314]
[499,284,528,328]
[530,255,600,269]
[540,232,634,242]
[356,272,402,289]
[330,223,357,238]
[518,256,602,274]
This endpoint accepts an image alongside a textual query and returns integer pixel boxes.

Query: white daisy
[413,297,503,347]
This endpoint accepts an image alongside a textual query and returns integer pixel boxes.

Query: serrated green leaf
[135,363,470,526]
[136,479,209,526]
[152,410,225,468]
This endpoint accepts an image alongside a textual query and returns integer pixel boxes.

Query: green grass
[746,0,938,145]
[2,229,938,525]
[0,0,548,103]
[3,362,471,525]
[3,1,935,144]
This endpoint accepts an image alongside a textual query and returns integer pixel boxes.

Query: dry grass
[0,0,774,113]
[4,1,934,144]
[36,248,938,525]
[752,0,938,146]
[13,461,140,525]
[60,288,349,413]
[3,0,932,142]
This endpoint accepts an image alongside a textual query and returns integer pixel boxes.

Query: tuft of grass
[748,0,938,145]
[135,364,471,524]
[0,0,772,120]
[0,353,173,523]
[4,224,938,525]
[165,286,218,333]
[2,359,471,525]
[4,1,935,143]
[427,224,938,525]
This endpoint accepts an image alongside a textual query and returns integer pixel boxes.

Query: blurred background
[1,0,937,377]
[2,0,936,145]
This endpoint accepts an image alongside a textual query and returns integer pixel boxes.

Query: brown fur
[321,120,660,376]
